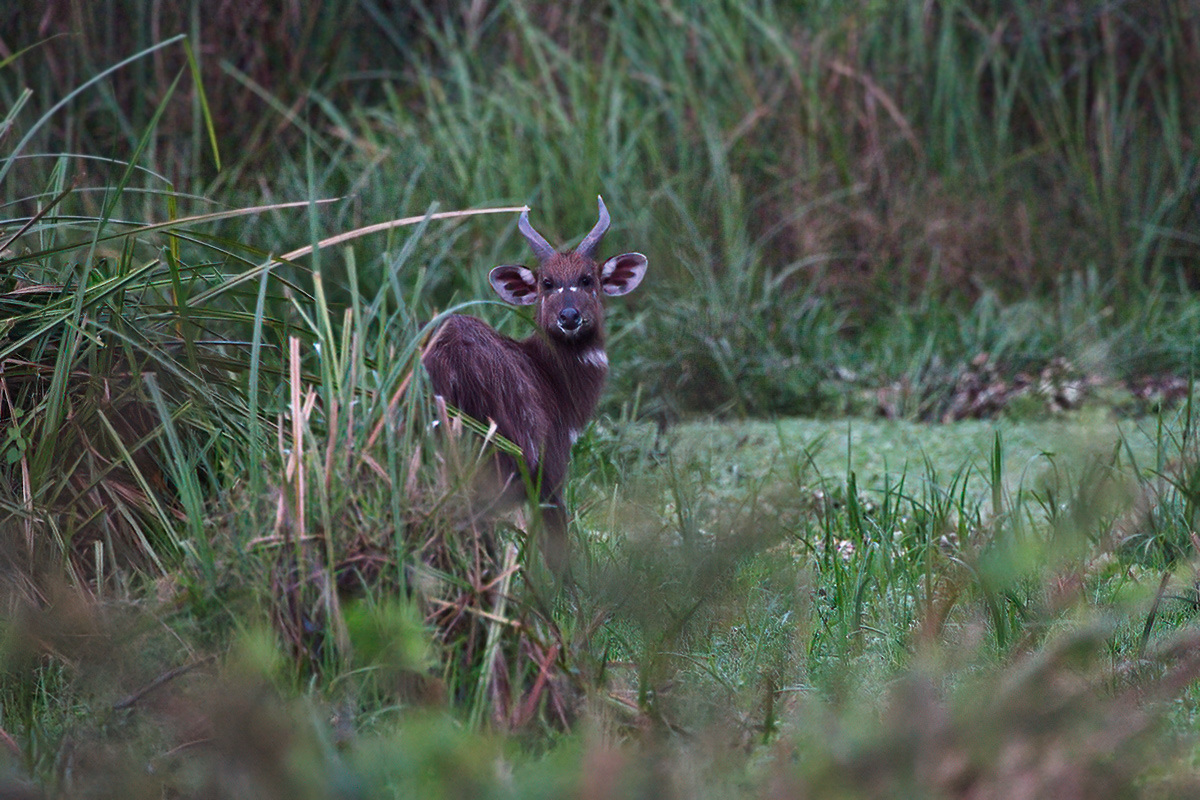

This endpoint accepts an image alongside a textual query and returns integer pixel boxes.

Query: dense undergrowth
[2,0,1200,796]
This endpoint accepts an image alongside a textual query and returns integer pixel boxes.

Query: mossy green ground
[669,409,1166,491]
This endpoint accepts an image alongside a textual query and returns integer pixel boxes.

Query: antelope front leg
[539,500,569,577]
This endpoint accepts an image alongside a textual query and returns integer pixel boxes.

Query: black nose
[558,307,582,331]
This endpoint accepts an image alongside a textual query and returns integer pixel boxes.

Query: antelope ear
[600,253,647,296]
[489,265,539,305]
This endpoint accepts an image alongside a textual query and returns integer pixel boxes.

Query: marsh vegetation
[2,0,1200,795]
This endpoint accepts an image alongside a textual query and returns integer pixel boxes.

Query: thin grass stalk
[144,372,208,578]
[247,266,273,492]
[289,336,306,545]
[471,541,518,730]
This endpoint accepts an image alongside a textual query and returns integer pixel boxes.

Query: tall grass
[320,0,1199,415]
[7,0,1199,416]
[4,2,1200,796]
[9,349,1200,794]
[0,38,581,793]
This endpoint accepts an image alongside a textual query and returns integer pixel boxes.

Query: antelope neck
[522,333,607,420]
[579,347,608,368]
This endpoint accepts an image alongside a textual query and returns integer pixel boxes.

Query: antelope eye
[579,275,592,287]
[542,278,553,289]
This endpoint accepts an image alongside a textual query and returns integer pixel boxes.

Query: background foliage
[5,0,1199,417]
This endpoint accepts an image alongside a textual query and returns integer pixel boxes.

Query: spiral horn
[574,196,610,260]
[518,207,557,262]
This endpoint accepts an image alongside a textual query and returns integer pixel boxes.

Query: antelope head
[488,197,647,346]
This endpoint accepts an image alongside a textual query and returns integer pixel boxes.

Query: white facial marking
[580,348,608,368]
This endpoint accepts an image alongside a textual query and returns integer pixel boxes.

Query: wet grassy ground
[667,409,1173,496]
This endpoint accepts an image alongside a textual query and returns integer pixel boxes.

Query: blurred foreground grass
[6,409,1200,797]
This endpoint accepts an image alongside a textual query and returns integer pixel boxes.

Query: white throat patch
[580,348,608,369]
